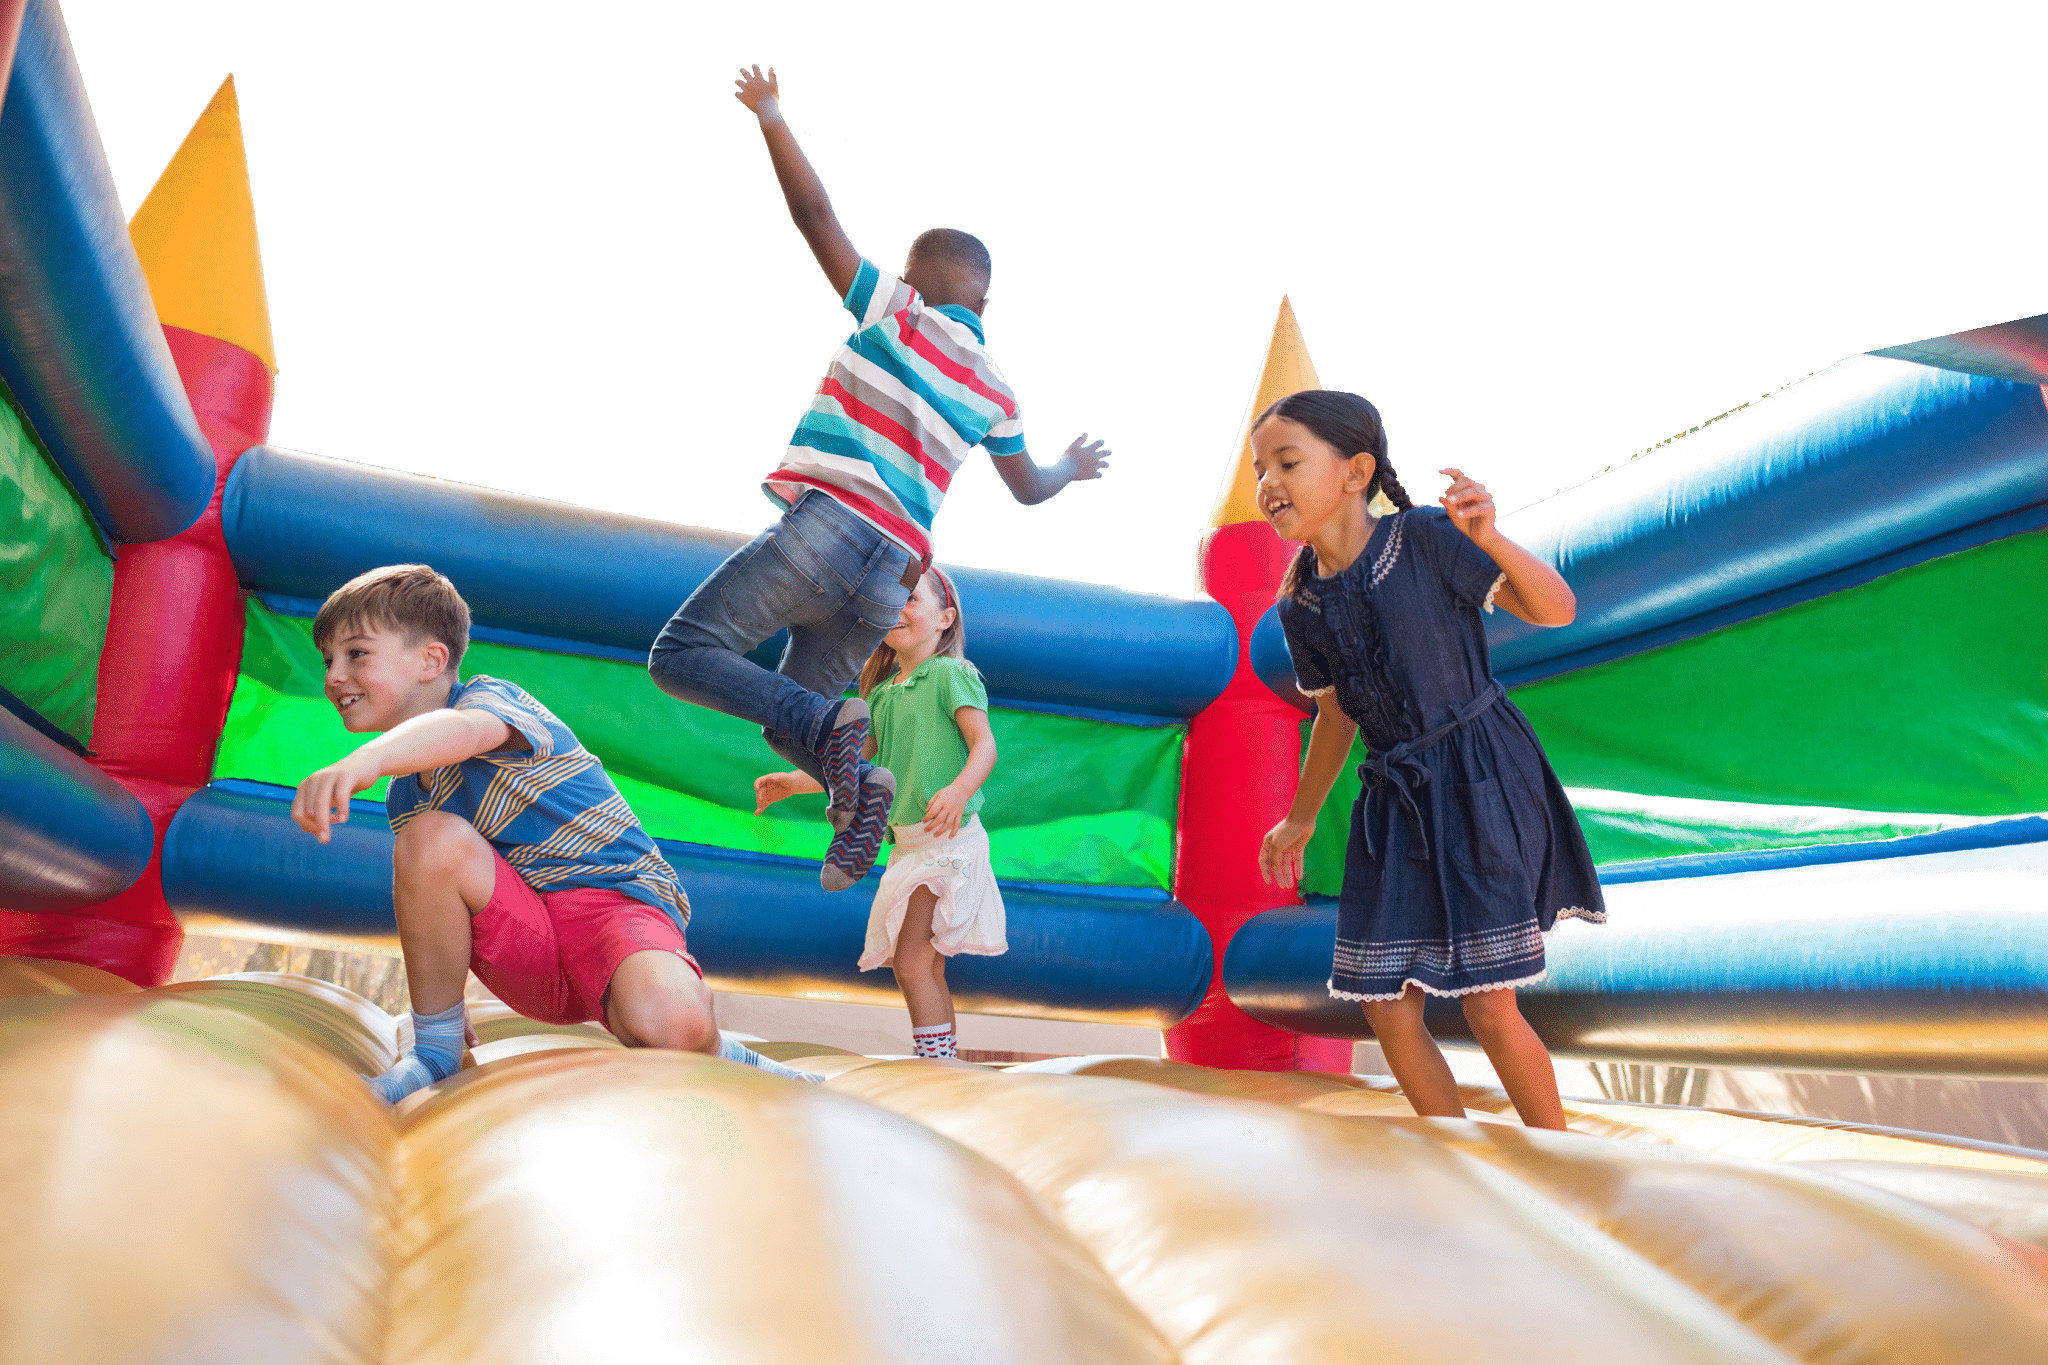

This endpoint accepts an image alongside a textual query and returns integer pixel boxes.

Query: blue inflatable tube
[1222,825,2048,1077]
[0,704,152,912]
[1249,356,2048,697]
[162,783,1215,1027]
[0,0,214,544]
[221,446,1236,722]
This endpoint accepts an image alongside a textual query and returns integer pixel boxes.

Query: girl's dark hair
[858,567,968,698]
[1255,390,1413,600]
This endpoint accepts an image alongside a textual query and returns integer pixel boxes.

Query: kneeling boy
[290,563,813,1102]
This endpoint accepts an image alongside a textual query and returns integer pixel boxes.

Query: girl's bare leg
[1461,988,1567,1130]
[1360,989,1463,1118]
[890,885,955,1029]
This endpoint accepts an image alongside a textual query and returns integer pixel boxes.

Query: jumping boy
[649,64,1110,892]
[291,563,816,1102]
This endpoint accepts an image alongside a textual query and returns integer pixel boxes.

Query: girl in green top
[754,569,1006,1060]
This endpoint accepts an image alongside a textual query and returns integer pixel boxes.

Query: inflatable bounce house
[4,1,2048,1358]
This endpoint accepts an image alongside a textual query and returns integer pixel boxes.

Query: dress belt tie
[1358,682,1505,864]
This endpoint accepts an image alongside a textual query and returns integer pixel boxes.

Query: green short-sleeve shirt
[870,654,989,828]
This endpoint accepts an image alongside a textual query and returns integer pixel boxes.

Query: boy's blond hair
[312,564,471,672]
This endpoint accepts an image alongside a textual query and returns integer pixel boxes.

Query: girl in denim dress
[1253,391,1604,1129]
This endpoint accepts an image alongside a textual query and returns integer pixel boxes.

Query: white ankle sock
[717,1031,823,1083]
[911,1023,957,1059]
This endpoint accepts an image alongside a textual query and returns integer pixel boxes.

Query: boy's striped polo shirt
[766,257,1026,564]
[385,676,689,932]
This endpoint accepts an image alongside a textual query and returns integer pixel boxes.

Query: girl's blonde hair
[858,567,967,697]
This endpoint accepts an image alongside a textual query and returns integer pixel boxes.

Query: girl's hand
[754,770,809,814]
[922,783,968,840]
[1439,467,1498,543]
[1258,816,1316,889]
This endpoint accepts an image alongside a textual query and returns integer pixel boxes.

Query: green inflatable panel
[0,376,112,744]
[215,602,1183,890]
[1299,533,2044,896]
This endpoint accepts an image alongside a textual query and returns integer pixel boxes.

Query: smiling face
[320,621,453,733]
[883,575,957,657]
[1250,415,1376,541]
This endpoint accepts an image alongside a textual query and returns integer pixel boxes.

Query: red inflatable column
[1165,300,1352,1072]
[0,79,276,984]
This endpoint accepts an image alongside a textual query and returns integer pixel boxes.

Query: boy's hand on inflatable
[733,64,779,113]
[753,771,804,814]
[922,784,968,840]
[1259,816,1315,889]
[1059,434,1111,483]
[1439,468,1497,542]
[291,753,382,844]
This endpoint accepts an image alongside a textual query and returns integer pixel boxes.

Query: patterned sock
[821,766,895,892]
[718,1032,824,1084]
[367,1000,467,1104]
[911,1023,957,1060]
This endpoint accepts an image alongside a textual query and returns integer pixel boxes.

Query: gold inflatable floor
[6,959,2048,1364]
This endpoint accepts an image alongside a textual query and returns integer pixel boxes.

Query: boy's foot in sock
[366,1000,468,1104]
[718,1031,824,1083]
[911,1023,958,1059]
[814,697,871,815]
[821,767,894,892]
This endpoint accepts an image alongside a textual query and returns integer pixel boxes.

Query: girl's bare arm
[923,707,997,838]
[1259,692,1359,888]
[1439,467,1576,626]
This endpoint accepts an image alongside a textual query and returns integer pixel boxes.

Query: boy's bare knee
[608,952,717,1053]
[394,810,485,872]
[393,814,497,912]
[621,996,717,1053]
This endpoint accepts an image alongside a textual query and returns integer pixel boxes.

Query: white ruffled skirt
[859,815,1008,971]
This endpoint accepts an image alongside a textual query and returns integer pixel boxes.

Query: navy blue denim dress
[1278,507,1605,1002]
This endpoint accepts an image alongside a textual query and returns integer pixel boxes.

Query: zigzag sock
[911,1023,957,1059]
[367,1000,467,1104]
[718,1031,824,1084]
[814,697,871,812]
[821,767,894,893]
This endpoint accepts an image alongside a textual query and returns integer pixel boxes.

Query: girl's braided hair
[1257,390,1413,601]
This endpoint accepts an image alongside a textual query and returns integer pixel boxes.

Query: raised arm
[1439,467,1576,626]
[992,434,1113,506]
[734,65,861,300]
[292,708,522,843]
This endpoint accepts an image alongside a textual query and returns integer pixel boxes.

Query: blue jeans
[648,490,917,786]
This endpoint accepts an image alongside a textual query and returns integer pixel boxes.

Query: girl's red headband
[929,566,955,612]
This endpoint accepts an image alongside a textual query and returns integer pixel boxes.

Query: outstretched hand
[291,753,382,844]
[1060,434,1111,483]
[733,64,779,114]
[1439,467,1498,542]
[753,770,808,815]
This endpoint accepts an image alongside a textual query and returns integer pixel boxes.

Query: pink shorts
[470,850,700,1026]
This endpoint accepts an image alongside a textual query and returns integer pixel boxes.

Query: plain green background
[64,2,2048,593]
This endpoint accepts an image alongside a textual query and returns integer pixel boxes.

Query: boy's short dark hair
[908,228,992,287]
[313,564,472,672]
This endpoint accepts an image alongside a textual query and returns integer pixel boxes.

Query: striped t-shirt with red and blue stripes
[765,257,1026,563]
